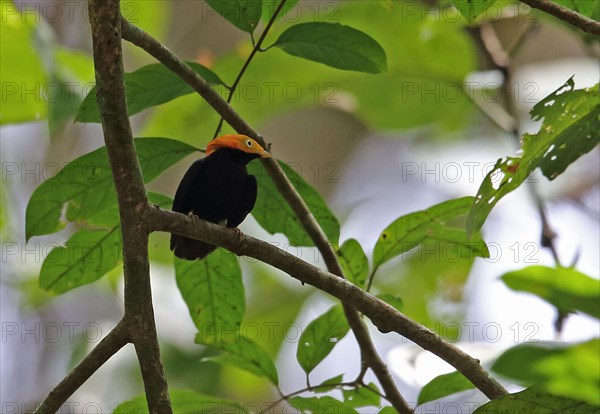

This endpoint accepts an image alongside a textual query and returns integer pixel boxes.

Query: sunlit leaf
[273,22,387,74]
[336,239,369,288]
[249,160,340,246]
[76,63,225,123]
[468,78,600,235]
[553,0,600,19]
[474,387,599,413]
[418,371,475,405]
[343,384,381,408]
[289,396,358,414]
[501,266,600,319]
[373,197,489,269]
[297,304,350,374]
[440,0,498,23]
[492,340,600,406]
[25,138,197,240]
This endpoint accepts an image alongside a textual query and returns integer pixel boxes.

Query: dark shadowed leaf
[418,371,475,405]
[273,22,387,74]
[501,266,600,319]
[113,389,247,414]
[474,387,599,413]
[25,138,197,240]
[468,79,599,235]
[249,160,340,246]
[373,197,489,269]
[336,239,369,288]
[492,340,600,406]
[205,0,262,33]
[76,63,225,123]
[297,304,350,374]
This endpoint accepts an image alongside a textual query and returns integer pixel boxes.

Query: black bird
[170,134,272,260]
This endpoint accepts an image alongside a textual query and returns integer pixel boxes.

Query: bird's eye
[246,140,253,147]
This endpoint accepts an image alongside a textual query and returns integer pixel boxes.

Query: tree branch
[121,18,414,413]
[518,0,600,36]
[147,207,509,401]
[34,321,128,414]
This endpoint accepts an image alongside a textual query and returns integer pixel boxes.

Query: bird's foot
[230,227,244,254]
[187,211,200,224]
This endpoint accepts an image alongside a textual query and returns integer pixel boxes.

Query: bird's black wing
[227,174,257,228]
[172,159,205,215]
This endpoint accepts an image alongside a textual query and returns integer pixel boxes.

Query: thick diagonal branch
[121,19,414,413]
[148,207,509,401]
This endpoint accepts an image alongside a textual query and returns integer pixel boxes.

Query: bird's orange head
[206,134,272,158]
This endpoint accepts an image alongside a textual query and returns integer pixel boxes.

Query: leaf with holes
[336,239,369,288]
[491,340,600,407]
[198,334,279,385]
[25,138,197,241]
[76,63,225,123]
[249,160,340,246]
[418,371,475,405]
[175,249,244,332]
[468,78,599,235]
[501,266,600,319]
[373,197,489,269]
[273,22,387,74]
[297,304,350,375]
[205,0,262,33]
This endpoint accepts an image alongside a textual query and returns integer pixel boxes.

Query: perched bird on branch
[170,134,271,260]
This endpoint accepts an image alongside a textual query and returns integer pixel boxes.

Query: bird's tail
[170,235,216,260]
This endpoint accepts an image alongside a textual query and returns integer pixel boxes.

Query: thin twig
[34,320,129,414]
[518,0,600,36]
[148,206,509,401]
[213,0,288,138]
[121,18,415,414]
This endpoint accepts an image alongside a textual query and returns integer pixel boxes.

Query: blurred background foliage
[1,0,598,411]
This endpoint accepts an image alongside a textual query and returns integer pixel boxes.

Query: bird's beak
[259,149,272,159]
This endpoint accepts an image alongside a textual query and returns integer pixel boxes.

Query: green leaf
[492,340,600,406]
[175,249,244,332]
[75,63,225,123]
[336,239,369,288]
[468,79,600,235]
[343,384,382,408]
[297,304,350,374]
[474,387,599,413]
[376,293,403,312]
[39,228,121,294]
[554,0,600,18]
[441,0,498,24]
[289,396,358,414]
[249,160,340,246]
[501,266,600,319]
[418,371,475,405]
[0,6,48,124]
[273,22,387,74]
[205,0,262,33]
[373,197,489,269]
[317,374,345,392]
[262,0,300,21]
[113,389,248,414]
[25,138,197,240]
[197,334,279,385]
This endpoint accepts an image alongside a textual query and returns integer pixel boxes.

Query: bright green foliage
[25,138,197,240]
[474,387,599,413]
[376,294,404,312]
[336,239,369,287]
[501,266,600,319]
[418,371,475,405]
[440,0,498,23]
[553,0,600,19]
[113,389,248,414]
[373,197,489,269]
[273,22,388,74]
[249,160,340,246]
[468,79,600,235]
[39,228,121,295]
[297,305,350,374]
[197,334,279,385]
[76,63,224,123]
[0,6,47,124]
[175,250,245,332]
[343,384,382,408]
[205,0,262,33]
[289,396,358,414]
[317,374,345,392]
[492,340,600,406]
